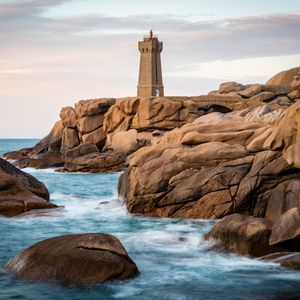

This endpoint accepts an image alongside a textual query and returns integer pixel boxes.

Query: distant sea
[1,139,300,300]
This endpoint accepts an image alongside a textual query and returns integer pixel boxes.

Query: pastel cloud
[0,0,299,137]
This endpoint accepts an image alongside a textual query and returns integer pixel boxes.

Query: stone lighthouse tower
[137,30,164,97]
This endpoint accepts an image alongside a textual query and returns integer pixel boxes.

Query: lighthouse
[137,30,164,97]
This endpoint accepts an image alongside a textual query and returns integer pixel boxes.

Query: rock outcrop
[0,96,234,171]
[0,158,56,217]
[119,106,300,218]
[5,233,139,284]
[5,78,296,173]
[209,81,296,106]
[119,100,300,259]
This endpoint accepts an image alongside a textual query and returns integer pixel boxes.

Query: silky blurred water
[1,139,300,300]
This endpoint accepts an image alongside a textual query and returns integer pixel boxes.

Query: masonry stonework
[137,31,164,97]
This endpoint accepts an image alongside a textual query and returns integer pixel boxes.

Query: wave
[49,191,125,218]
[23,167,58,174]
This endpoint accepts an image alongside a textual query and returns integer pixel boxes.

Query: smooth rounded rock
[5,233,139,285]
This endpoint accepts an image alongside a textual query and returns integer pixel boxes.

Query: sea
[1,139,300,300]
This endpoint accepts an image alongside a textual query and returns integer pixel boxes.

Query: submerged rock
[5,233,139,284]
[0,158,56,217]
[260,252,300,270]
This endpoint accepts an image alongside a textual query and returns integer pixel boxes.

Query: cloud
[0,0,299,137]
[1,1,299,84]
[0,0,299,61]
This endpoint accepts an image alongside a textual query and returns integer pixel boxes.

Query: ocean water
[1,139,300,300]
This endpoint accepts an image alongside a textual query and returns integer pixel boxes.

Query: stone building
[137,30,164,97]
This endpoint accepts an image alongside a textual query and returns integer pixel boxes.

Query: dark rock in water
[14,152,64,169]
[0,158,57,217]
[97,199,121,208]
[205,214,284,257]
[4,147,33,160]
[269,207,300,251]
[4,121,64,169]
[5,233,139,284]
[260,252,300,270]
[15,207,65,218]
[280,253,300,270]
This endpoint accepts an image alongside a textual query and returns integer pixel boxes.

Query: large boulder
[61,127,80,152]
[265,180,300,222]
[205,214,283,257]
[64,143,99,159]
[264,101,300,168]
[238,84,264,98]
[64,150,126,173]
[81,126,107,148]
[249,91,275,102]
[218,82,245,94]
[59,106,77,128]
[269,207,300,251]
[266,67,300,89]
[0,158,56,217]
[291,72,300,91]
[131,97,183,130]
[75,98,116,117]
[105,129,140,155]
[5,233,139,284]
[76,114,104,134]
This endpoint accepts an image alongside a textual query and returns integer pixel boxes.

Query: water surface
[1,139,300,300]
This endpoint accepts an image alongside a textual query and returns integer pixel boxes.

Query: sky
[0,0,300,138]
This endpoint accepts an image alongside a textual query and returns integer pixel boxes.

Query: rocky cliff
[5,77,299,172]
[118,73,300,261]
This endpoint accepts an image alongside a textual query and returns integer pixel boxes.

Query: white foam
[23,167,58,174]
[48,191,125,219]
